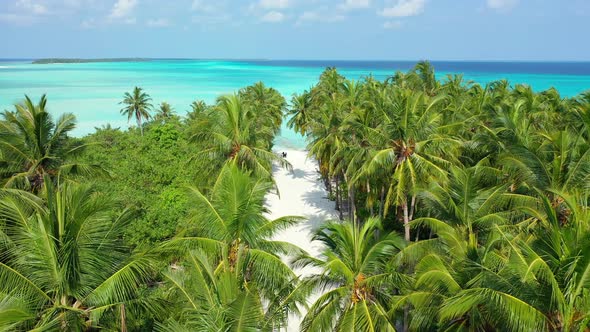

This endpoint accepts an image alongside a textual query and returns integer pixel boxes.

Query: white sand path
[266,148,339,332]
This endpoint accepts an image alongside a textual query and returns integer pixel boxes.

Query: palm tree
[295,218,409,331]
[191,94,289,178]
[400,190,590,332]
[360,89,455,241]
[510,190,590,331]
[155,101,175,120]
[120,87,153,136]
[392,198,541,330]
[307,95,346,218]
[412,60,439,96]
[416,162,530,243]
[287,91,312,136]
[239,81,286,139]
[160,164,306,329]
[0,95,101,192]
[0,180,155,330]
[157,249,269,331]
[187,99,208,122]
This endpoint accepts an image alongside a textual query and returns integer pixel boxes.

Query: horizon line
[2,57,590,63]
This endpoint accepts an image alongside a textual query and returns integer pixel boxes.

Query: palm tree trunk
[410,195,418,241]
[403,306,410,332]
[343,171,356,224]
[335,176,343,220]
[350,186,356,225]
[335,177,339,209]
[402,201,410,242]
[402,199,412,332]
[379,185,385,219]
[367,182,374,216]
[138,115,143,136]
[403,197,414,332]
[409,195,416,221]
[120,303,127,332]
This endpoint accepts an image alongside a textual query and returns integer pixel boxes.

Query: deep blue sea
[1,59,589,148]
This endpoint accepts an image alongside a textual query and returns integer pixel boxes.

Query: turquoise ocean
[1,59,590,149]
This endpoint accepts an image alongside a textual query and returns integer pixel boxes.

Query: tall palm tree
[120,87,153,136]
[191,94,289,178]
[392,197,542,330]
[287,91,312,136]
[0,180,155,330]
[511,190,590,331]
[239,81,286,139]
[412,60,439,96]
[157,249,269,331]
[155,101,175,120]
[295,218,409,331]
[400,191,590,332]
[360,90,455,241]
[187,99,208,122]
[307,95,346,218]
[160,164,306,329]
[0,95,101,191]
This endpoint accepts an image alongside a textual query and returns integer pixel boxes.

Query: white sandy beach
[266,148,339,332]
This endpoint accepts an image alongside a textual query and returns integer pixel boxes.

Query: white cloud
[261,11,285,22]
[147,18,170,27]
[15,0,48,15]
[63,0,82,7]
[191,0,233,25]
[297,11,346,24]
[109,0,138,19]
[123,17,136,24]
[0,13,37,25]
[486,0,518,10]
[81,18,96,28]
[383,20,402,29]
[258,0,290,9]
[2,0,96,26]
[191,0,217,12]
[1,0,47,26]
[63,0,94,9]
[340,0,370,11]
[379,0,425,17]
[192,14,231,25]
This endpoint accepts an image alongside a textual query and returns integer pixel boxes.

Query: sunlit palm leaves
[239,81,286,140]
[0,95,102,191]
[191,94,289,178]
[155,102,176,121]
[295,218,409,331]
[160,164,306,330]
[0,180,155,330]
[120,86,153,136]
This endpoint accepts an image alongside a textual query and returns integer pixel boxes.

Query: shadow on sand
[301,189,338,232]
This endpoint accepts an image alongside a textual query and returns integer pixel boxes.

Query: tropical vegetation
[1,64,590,331]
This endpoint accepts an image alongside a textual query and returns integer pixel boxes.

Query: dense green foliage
[79,119,202,246]
[0,180,156,330]
[158,164,305,331]
[1,64,590,331]
[289,63,590,331]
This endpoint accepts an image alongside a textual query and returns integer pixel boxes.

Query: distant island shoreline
[30,58,272,64]
[32,58,150,64]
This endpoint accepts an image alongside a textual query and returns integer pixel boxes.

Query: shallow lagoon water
[1,59,590,149]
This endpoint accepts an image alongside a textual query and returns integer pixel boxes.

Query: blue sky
[0,0,589,60]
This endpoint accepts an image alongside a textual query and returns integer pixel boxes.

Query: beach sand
[266,148,338,331]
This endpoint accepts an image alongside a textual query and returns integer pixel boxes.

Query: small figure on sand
[281,151,287,158]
